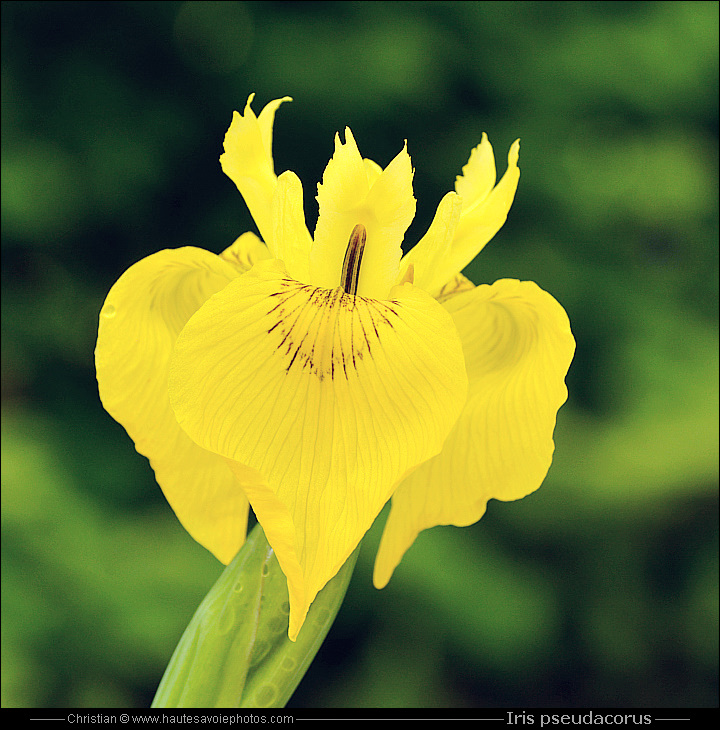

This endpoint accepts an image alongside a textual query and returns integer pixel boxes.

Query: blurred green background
[2,0,718,709]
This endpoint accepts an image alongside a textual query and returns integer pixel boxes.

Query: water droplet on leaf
[255,684,277,707]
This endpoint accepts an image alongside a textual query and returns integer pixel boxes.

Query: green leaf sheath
[152,523,359,708]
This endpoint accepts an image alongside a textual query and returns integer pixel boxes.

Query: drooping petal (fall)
[168,258,468,638]
[374,277,575,588]
[219,95,292,249]
[95,247,251,564]
[310,129,416,300]
[407,138,520,295]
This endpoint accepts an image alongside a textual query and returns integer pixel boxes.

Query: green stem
[151,523,359,708]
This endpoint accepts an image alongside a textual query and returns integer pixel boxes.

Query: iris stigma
[340,224,366,296]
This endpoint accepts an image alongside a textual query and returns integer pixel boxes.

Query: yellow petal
[374,278,575,588]
[310,129,416,299]
[399,191,463,291]
[219,94,292,249]
[219,231,272,273]
[415,139,520,294]
[168,259,468,638]
[454,133,497,212]
[95,248,250,564]
[363,158,383,188]
[271,170,313,283]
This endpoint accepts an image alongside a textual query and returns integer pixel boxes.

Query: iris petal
[219,231,272,273]
[219,95,292,249]
[374,278,575,588]
[400,191,463,292]
[168,259,468,638]
[310,129,416,299]
[95,248,250,563]
[448,140,521,280]
[271,171,313,283]
[454,133,497,212]
[411,139,520,294]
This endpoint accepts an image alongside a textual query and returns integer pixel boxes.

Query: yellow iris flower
[95,95,575,640]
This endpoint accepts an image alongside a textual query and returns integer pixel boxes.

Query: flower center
[340,224,366,296]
